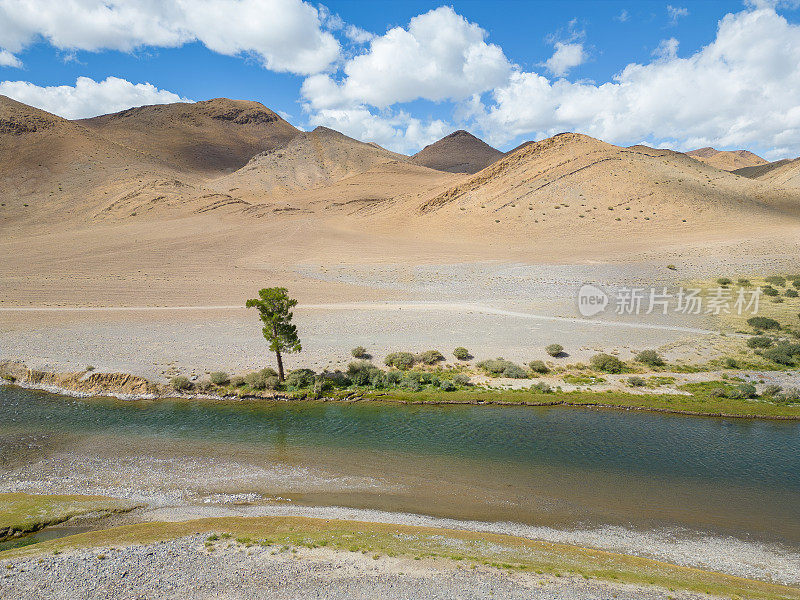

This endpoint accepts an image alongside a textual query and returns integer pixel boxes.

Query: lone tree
[246,287,301,382]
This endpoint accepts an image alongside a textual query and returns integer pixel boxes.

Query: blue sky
[1,1,800,158]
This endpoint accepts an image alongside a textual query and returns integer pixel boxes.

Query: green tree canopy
[246,287,301,381]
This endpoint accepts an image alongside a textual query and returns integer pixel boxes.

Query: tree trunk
[275,350,285,382]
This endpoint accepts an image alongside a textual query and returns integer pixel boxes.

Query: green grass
[2,515,798,600]
[0,493,139,542]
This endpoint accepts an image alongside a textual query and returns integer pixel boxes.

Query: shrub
[793,279,800,289]
[780,387,800,401]
[737,278,751,286]
[666,264,677,270]
[590,353,624,373]
[634,350,664,367]
[230,376,245,388]
[727,383,757,399]
[351,346,369,359]
[385,370,402,385]
[384,352,416,370]
[210,371,230,385]
[762,286,779,297]
[170,376,192,391]
[545,344,564,357]
[244,368,278,390]
[528,360,549,374]
[369,370,387,389]
[85,365,95,372]
[453,347,470,361]
[531,382,552,393]
[452,373,471,386]
[786,289,799,298]
[761,347,795,365]
[439,380,456,391]
[762,384,782,396]
[285,369,316,389]
[502,364,529,379]
[477,358,526,377]
[716,277,732,286]
[723,357,738,368]
[747,316,780,330]
[747,336,773,349]
[765,275,786,286]
[627,376,646,387]
[416,350,445,365]
[348,360,379,386]
[400,374,422,391]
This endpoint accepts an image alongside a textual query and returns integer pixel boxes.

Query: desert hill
[733,158,800,190]
[686,147,766,171]
[416,133,798,234]
[411,130,503,174]
[212,126,411,199]
[79,98,299,176]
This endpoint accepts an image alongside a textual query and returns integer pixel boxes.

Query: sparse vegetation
[453,347,470,360]
[416,350,445,365]
[528,360,549,374]
[627,376,646,387]
[545,344,564,357]
[589,353,624,373]
[747,316,781,330]
[351,346,369,359]
[476,358,528,378]
[747,336,773,349]
[210,371,229,385]
[634,350,664,367]
[384,352,416,370]
[170,376,192,391]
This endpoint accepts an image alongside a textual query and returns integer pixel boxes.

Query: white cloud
[544,42,586,76]
[667,5,689,24]
[307,106,449,154]
[302,6,511,110]
[0,0,340,75]
[652,37,679,60]
[0,76,190,119]
[474,7,800,158]
[0,48,20,67]
[615,9,630,23]
[345,24,374,44]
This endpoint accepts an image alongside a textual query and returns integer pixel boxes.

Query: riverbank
[3,360,800,419]
[2,510,799,600]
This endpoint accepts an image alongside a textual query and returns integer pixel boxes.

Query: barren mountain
[416,133,798,236]
[411,130,503,174]
[686,147,767,171]
[213,126,410,199]
[79,98,299,176]
[733,158,800,190]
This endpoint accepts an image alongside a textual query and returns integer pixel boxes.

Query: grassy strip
[0,493,139,542]
[1,515,798,599]
[364,388,800,418]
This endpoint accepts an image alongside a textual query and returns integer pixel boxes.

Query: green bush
[765,275,786,286]
[762,384,782,396]
[634,350,664,367]
[452,373,471,386]
[230,376,245,387]
[210,371,230,385]
[737,278,751,286]
[780,387,800,401]
[762,286,779,297]
[716,277,732,286]
[439,380,456,391]
[590,353,624,373]
[786,289,799,298]
[401,374,422,391]
[761,347,795,365]
[351,346,369,359]
[723,357,738,368]
[477,358,526,377]
[627,376,646,387]
[453,347,470,360]
[793,279,800,289]
[545,344,564,357]
[747,316,781,330]
[531,382,552,393]
[502,364,529,379]
[384,352,416,370]
[285,369,316,389]
[385,370,402,385]
[528,360,549,374]
[348,360,379,386]
[416,350,445,365]
[747,336,773,349]
[170,376,192,391]
[727,383,758,399]
[244,368,279,390]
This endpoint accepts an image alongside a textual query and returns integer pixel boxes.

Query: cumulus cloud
[302,6,511,110]
[472,6,800,158]
[0,0,340,75]
[0,48,20,67]
[344,24,374,44]
[0,76,190,119]
[544,42,586,76]
[652,37,679,60]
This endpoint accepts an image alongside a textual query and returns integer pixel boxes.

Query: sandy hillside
[78,98,299,176]
[734,157,800,190]
[211,126,414,199]
[686,147,766,171]
[408,133,800,245]
[411,130,503,174]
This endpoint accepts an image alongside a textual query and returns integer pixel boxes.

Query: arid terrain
[2,95,800,378]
